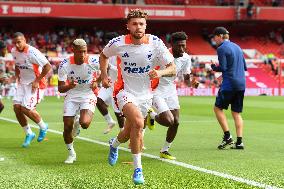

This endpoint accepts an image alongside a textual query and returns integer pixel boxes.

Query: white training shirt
[108,56,118,88]
[103,34,174,98]
[58,55,100,100]
[154,52,191,98]
[11,45,49,88]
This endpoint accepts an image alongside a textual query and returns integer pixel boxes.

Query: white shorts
[63,95,97,116]
[115,90,152,118]
[13,83,45,110]
[152,95,180,115]
[98,87,120,113]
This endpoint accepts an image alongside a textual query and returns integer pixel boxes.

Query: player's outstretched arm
[149,62,176,79]
[58,80,77,93]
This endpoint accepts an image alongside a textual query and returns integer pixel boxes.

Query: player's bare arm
[99,52,111,88]
[149,62,176,79]
[31,63,52,93]
[58,80,77,93]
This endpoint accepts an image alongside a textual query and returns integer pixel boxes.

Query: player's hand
[69,79,77,89]
[91,80,98,90]
[101,73,111,88]
[148,69,161,79]
[191,78,199,88]
[31,79,40,93]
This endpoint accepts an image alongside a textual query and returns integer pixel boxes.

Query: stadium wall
[1,2,284,21]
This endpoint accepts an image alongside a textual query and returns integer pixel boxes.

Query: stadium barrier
[177,87,284,96]
[41,87,284,97]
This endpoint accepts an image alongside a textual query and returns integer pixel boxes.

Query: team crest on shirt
[122,52,129,58]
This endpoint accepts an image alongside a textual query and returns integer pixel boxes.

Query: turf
[0,96,283,188]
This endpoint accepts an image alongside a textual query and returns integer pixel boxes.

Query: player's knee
[173,119,179,127]
[13,104,21,113]
[81,123,90,129]
[80,120,91,129]
[163,115,174,127]
[132,117,144,130]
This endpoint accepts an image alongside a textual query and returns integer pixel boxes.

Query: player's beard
[131,30,145,40]
[173,49,184,58]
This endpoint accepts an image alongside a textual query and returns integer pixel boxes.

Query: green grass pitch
[0,96,283,188]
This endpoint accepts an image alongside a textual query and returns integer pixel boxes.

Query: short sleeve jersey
[58,55,100,99]
[154,52,191,97]
[108,56,118,88]
[12,45,49,88]
[103,34,174,98]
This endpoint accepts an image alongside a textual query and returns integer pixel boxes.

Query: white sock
[66,143,76,156]
[119,127,124,131]
[150,111,157,119]
[22,125,33,135]
[132,153,142,169]
[74,118,80,127]
[104,113,115,124]
[111,137,121,148]
[161,141,172,152]
[37,119,47,130]
[142,128,146,137]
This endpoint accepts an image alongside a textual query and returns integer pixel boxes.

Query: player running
[58,39,100,164]
[100,9,176,185]
[148,32,199,160]
[96,32,125,134]
[12,32,51,148]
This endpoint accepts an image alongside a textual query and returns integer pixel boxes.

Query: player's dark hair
[127,9,148,22]
[171,32,188,44]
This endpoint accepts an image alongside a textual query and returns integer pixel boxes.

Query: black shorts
[215,90,245,113]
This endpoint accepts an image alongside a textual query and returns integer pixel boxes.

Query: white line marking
[35,120,284,125]
[0,117,281,189]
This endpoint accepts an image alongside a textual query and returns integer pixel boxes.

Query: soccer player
[0,40,8,114]
[0,40,8,162]
[210,27,247,150]
[96,32,125,134]
[12,32,51,148]
[148,32,199,160]
[58,39,100,164]
[100,9,176,185]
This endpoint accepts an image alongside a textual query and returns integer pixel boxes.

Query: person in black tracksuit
[211,27,247,150]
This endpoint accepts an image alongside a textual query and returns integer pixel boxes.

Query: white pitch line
[0,117,281,189]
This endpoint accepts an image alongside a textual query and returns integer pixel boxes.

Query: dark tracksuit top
[212,40,247,91]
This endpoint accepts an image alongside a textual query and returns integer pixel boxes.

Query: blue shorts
[215,90,245,113]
